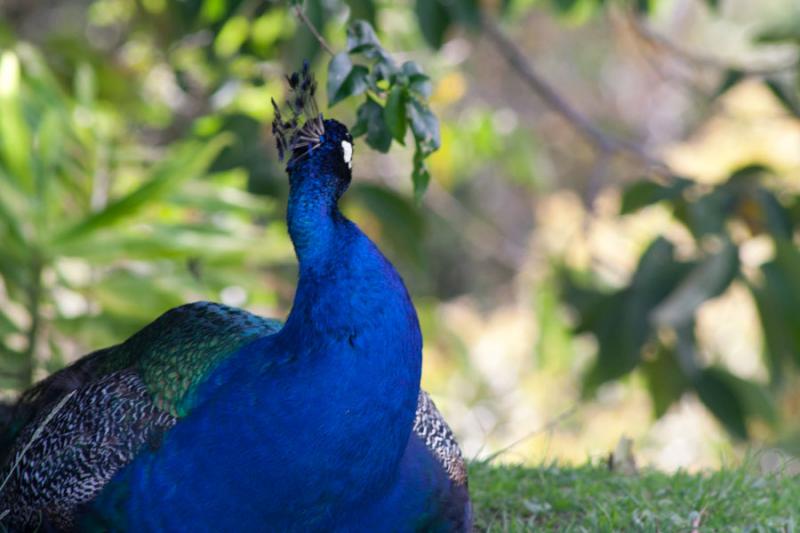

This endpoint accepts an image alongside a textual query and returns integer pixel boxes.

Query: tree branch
[293,5,335,56]
[480,14,672,177]
[626,12,799,78]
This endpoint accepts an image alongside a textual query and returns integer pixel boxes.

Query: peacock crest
[271,62,325,164]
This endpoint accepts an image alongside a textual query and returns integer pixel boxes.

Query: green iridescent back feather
[96,302,281,416]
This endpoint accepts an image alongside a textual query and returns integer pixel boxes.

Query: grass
[468,460,800,532]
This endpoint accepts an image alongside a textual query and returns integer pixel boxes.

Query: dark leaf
[327,53,369,107]
[672,187,733,238]
[407,98,440,154]
[412,149,431,201]
[402,61,432,99]
[694,367,748,439]
[579,238,695,391]
[620,178,691,215]
[344,0,376,25]
[349,183,425,265]
[765,78,800,117]
[415,0,452,49]
[641,344,690,418]
[712,69,745,100]
[346,20,383,58]
[352,98,392,152]
[651,237,739,327]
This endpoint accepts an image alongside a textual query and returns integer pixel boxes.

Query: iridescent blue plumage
[0,66,470,532]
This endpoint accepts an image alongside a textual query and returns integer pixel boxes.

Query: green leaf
[765,78,800,118]
[346,20,382,58]
[344,0,376,25]
[352,98,392,152]
[749,248,800,382]
[672,186,733,238]
[415,0,452,50]
[384,86,407,143]
[578,238,695,391]
[712,69,745,100]
[402,61,432,99]
[327,52,369,107]
[407,98,440,154]
[620,178,691,215]
[694,367,749,439]
[641,344,690,418]
[214,16,250,57]
[412,149,431,202]
[0,51,34,194]
[55,135,231,243]
[350,183,425,265]
[651,238,739,327]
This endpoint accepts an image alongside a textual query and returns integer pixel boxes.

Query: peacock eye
[341,141,353,169]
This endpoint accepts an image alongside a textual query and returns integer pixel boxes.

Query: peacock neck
[286,168,342,266]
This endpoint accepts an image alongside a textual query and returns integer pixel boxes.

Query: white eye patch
[342,140,353,169]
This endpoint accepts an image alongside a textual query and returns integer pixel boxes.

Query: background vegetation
[1,0,800,496]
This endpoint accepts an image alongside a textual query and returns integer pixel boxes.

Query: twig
[479,402,580,463]
[627,12,799,78]
[293,4,335,56]
[480,14,672,177]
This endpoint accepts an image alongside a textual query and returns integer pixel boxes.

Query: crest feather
[271,61,325,164]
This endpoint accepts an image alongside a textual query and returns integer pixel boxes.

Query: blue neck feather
[86,152,423,531]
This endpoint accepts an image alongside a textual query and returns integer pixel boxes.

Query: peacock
[0,64,471,532]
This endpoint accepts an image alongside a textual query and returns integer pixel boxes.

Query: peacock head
[272,63,354,200]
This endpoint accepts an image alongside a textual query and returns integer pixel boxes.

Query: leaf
[0,51,34,194]
[55,135,231,243]
[712,69,745,100]
[579,238,695,391]
[765,78,800,118]
[672,187,733,238]
[384,86,407,143]
[415,0,452,50]
[651,238,739,327]
[327,52,369,107]
[346,20,382,57]
[344,0,376,25]
[402,61,432,99]
[620,178,691,215]
[407,98,440,154]
[352,98,392,152]
[350,183,425,265]
[694,367,748,439]
[214,16,250,57]
[412,149,431,202]
[642,344,690,418]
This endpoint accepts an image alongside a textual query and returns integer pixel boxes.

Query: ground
[468,460,799,532]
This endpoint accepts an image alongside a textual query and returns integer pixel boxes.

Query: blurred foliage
[1,0,800,460]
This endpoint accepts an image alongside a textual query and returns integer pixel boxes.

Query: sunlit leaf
[0,51,34,193]
[384,86,407,143]
[55,135,231,243]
